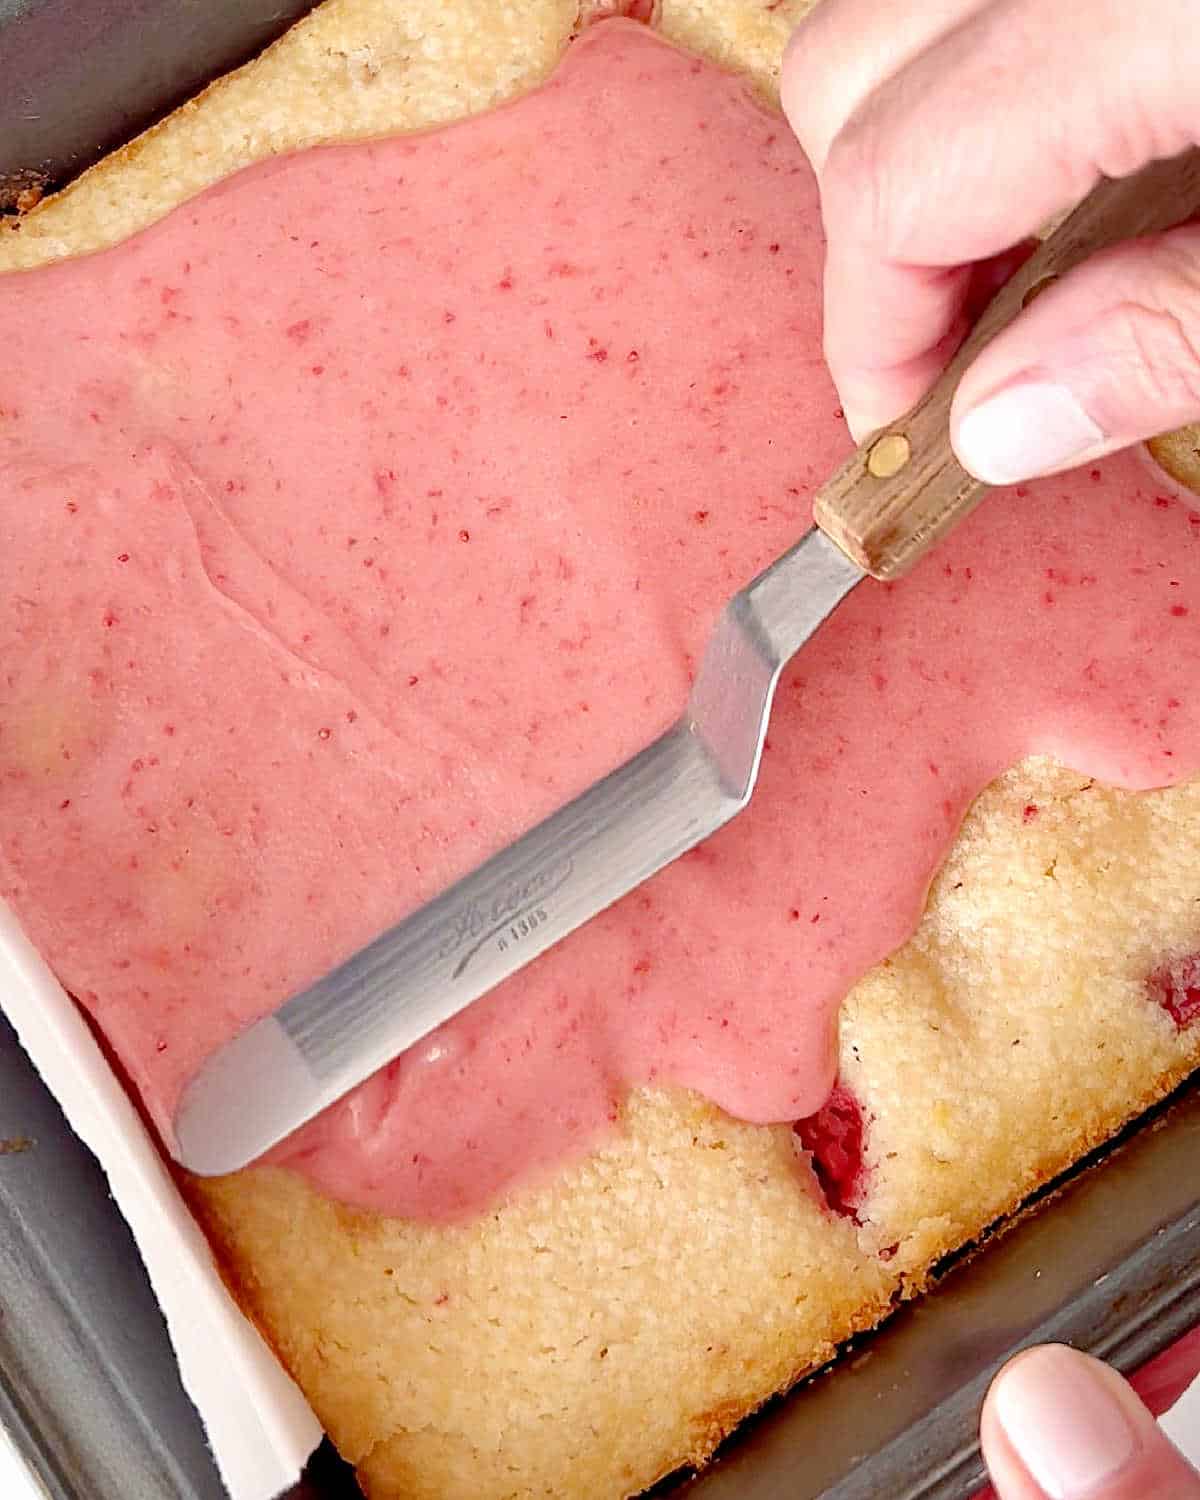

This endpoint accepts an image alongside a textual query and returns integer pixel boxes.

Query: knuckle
[1143,230,1200,314]
[1114,234,1200,411]
[779,25,837,167]
[1090,95,1193,183]
[820,114,895,254]
[780,7,878,179]
[1112,303,1200,415]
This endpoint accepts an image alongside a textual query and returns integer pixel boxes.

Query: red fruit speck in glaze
[1148,955,1200,1029]
[317,727,332,741]
[694,510,709,524]
[1155,496,1172,509]
[116,552,129,563]
[1171,605,1190,618]
[458,529,471,543]
[1023,804,1039,821]
[284,319,311,343]
[310,365,325,376]
[794,1084,867,1221]
[577,0,648,33]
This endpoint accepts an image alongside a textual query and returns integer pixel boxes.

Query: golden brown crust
[188,1092,893,1498]
[186,758,1200,1499]
[8,3,1200,1497]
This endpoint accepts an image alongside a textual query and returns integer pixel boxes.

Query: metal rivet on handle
[866,432,911,479]
[1022,273,1061,309]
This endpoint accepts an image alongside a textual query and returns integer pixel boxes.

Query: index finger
[793,0,1195,436]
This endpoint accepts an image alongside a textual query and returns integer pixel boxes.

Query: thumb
[981,1344,1200,1500]
[952,223,1200,486]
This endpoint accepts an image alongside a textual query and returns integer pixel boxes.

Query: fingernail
[992,1346,1142,1498]
[955,381,1105,485]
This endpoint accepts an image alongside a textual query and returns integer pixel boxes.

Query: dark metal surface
[0,1012,230,1500]
[681,1073,1200,1499]
[1,992,1196,1500]
[0,1008,362,1500]
[0,0,319,209]
[278,1443,359,1500]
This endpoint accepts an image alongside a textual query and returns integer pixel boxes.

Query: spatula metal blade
[175,146,1200,1174]
[174,527,863,1175]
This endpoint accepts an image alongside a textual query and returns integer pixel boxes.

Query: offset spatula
[174,147,1200,1176]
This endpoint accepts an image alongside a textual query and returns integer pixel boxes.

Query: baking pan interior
[1,6,1198,1498]
[1,1000,1196,1500]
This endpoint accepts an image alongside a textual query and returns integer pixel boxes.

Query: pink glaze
[3,22,1200,1219]
[1132,1328,1200,1417]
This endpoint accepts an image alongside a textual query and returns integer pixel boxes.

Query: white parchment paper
[0,901,322,1500]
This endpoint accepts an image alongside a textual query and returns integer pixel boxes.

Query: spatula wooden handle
[813,146,1200,581]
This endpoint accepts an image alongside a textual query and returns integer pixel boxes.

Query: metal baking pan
[0,0,319,209]
[682,1072,1200,1499]
[1,1001,1197,1500]
[0,1011,358,1500]
[1,4,1198,1497]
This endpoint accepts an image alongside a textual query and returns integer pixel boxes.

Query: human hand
[779,0,1200,485]
[981,1338,1200,1499]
